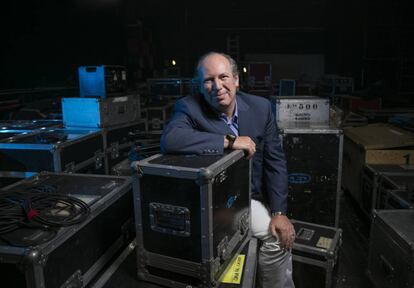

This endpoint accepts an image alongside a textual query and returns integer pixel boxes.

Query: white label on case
[112,96,128,103]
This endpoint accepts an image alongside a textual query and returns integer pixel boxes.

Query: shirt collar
[219,100,238,124]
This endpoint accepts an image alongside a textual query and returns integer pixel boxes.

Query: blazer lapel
[236,94,251,136]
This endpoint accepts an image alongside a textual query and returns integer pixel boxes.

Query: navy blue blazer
[160,91,288,213]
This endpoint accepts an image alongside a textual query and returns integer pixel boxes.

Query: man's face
[198,54,239,115]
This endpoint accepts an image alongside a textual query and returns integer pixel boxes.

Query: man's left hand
[269,215,295,250]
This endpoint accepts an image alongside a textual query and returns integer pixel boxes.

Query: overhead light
[243,67,247,73]
[171,59,176,66]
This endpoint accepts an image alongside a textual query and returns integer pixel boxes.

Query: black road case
[367,210,414,288]
[0,128,105,174]
[278,122,343,227]
[146,102,174,122]
[132,151,251,288]
[378,172,414,209]
[291,219,342,288]
[103,120,148,174]
[146,102,173,132]
[88,237,257,288]
[0,172,135,288]
[361,164,414,218]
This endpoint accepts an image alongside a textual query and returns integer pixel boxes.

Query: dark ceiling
[0,0,412,98]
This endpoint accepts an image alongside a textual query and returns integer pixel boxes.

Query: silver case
[271,96,330,123]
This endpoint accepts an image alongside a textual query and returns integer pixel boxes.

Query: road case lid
[134,150,245,180]
[373,209,414,246]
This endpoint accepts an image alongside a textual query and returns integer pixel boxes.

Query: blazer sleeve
[262,102,288,213]
[160,99,225,155]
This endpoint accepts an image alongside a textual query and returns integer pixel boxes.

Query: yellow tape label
[221,254,246,284]
[316,237,332,249]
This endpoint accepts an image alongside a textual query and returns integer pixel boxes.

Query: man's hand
[224,136,256,159]
[269,215,295,250]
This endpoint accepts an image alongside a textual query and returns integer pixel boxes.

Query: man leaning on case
[160,51,295,288]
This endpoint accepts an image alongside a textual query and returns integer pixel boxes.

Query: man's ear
[235,75,240,88]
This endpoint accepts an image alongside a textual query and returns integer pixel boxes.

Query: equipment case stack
[361,164,414,216]
[132,150,251,288]
[147,78,194,101]
[247,62,272,90]
[291,220,342,288]
[319,74,354,98]
[78,65,127,98]
[378,172,414,210]
[278,122,343,227]
[102,119,148,174]
[367,209,414,288]
[146,101,174,132]
[62,95,141,129]
[0,172,135,288]
[0,128,105,175]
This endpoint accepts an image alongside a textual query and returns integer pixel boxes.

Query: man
[161,51,295,288]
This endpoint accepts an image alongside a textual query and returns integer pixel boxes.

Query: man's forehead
[202,54,229,66]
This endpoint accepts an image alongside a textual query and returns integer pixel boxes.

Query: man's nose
[212,78,223,90]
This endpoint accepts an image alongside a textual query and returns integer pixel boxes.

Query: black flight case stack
[361,164,414,218]
[132,150,251,288]
[0,120,62,188]
[0,172,134,288]
[0,128,105,175]
[367,209,414,288]
[278,121,343,227]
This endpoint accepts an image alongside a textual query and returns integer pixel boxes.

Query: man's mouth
[216,92,227,99]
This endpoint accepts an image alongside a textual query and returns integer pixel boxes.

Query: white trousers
[251,199,295,288]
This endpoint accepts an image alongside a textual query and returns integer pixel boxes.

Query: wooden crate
[342,123,414,208]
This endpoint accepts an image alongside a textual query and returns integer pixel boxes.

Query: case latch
[94,150,104,169]
[110,142,120,159]
[217,236,229,261]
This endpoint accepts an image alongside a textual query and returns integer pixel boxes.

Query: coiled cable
[0,185,90,235]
